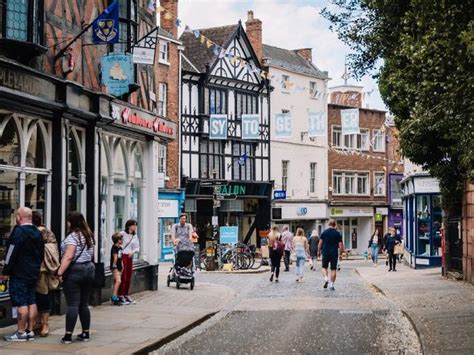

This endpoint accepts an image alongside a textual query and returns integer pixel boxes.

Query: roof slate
[262,44,329,79]
[179,24,239,73]
[158,27,177,41]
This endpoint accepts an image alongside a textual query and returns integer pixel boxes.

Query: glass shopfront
[0,111,51,295]
[416,194,442,257]
[99,133,144,267]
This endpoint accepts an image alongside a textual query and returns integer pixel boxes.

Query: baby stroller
[167,249,195,290]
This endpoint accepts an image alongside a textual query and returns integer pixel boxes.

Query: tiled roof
[262,44,329,79]
[158,27,177,41]
[179,24,239,73]
[182,54,199,74]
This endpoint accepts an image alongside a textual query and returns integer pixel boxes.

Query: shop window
[24,173,47,213]
[67,127,85,214]
[432,195,442,256]
[0,116,21,166]
[416,195,431,256]
[25,124,45,168]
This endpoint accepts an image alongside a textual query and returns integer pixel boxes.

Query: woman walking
[384,227,401,272]
[268,225,283,282]
[119,220,140,304]
[56,212,95,344]
[368,229,382,266]
[32,212,60,337]
[309,230,319,271]
[293,228,309,282]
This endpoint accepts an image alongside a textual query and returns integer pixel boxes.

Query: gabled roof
[182,54,200,74]
[179,24,239,73]
[262,44,329,79]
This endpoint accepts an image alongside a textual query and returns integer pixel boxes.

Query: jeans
[63,262,95,333]
[295,257,305,277]
[270,249,282,279]
[371,244,379,264]
[284,250,291,271]
[388,250,397,270]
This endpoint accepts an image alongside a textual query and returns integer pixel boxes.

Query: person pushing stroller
[171,214,195,255]
[168,214,195,289]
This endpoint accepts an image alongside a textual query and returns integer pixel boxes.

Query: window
[390,175,403,206]
[344,134,356,149]
[344,129,369,150]
[373,129,385,151]
[232,142,255,180]
[200,140,223,179]
[374,172,386,196]
[309,81,317,99]
[159,40,169,63]
[158,144,166,174]
[235,92,258,119]
[1,0,43,44]
[309,163,316,193]
[282,160,289,191]
[332,126,342,147]
[204,87,227,115]
[114,0,138,53]
[158,83,167,117]
[281,75,290,91]
[332,171,369,195]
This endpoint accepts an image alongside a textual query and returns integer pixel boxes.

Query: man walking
[280,225,293,272]
[318,219,344,291]
[2,207,44,341]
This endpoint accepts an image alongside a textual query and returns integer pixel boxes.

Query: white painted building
[262,44,330,234]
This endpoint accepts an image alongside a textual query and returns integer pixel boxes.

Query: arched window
[25,121,46,168]
[0,115,21,167]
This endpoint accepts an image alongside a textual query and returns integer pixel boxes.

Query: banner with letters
[341,108,360,135]
[209,114,227,139]
[275,113,292,138]
[308,112,326,137]
[241,114,260,140]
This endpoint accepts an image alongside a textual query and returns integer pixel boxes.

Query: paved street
[156,261,423,354]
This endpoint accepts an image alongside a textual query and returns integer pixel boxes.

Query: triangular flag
[200,35,206,44]
[164,12,173,20]
[157,5,165,12]
[218,48,226,58]
[175,19,182,27]
[206,39,213,48]
[212,45,220,56]
[193,30,200,38]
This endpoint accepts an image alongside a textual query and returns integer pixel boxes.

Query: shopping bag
[394,244,404,255]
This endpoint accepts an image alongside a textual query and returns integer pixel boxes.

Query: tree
[322,1,474,209]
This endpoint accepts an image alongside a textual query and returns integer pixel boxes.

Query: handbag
[394,244,404,255]
[93,262,105,288]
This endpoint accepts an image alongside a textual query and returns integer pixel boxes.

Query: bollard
[206,240,216,271]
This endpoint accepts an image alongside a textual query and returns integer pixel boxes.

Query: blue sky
[178,0,386,111]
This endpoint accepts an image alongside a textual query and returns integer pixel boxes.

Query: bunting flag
[147,0,156,14]
[92,0,119,44]
[193,30,200,38]
[157,5,165,12]
[176,19,182,27]
[206,39,213,48]
[200,35,206,44]
[164,12,173,20]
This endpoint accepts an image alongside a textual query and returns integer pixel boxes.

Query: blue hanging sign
[275,113,292,138]
[101,53,134,97]
[241,114,260,140]
[341,108,360,135]
[92,1,119,44]
[209,114,228,139]
[219,226,239,244]
[308,112,326,137]
[273,190,286,200]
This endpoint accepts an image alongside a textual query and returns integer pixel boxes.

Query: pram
[166,249,195,290]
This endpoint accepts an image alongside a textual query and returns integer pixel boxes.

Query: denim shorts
[9,277,37,307]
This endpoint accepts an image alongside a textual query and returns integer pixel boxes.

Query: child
[110,233,127,306]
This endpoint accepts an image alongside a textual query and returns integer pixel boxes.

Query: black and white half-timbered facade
[180,23,272,247]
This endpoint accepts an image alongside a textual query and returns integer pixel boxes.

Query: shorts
[9,277,37,307]
[322,255,338,270]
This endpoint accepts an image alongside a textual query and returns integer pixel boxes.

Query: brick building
[0,0,180,325]
[462,182,474,284]
[327,103,389,253]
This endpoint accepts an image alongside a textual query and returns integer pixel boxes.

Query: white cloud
[177,0,387,111]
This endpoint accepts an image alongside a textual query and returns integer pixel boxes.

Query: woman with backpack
[268,225,283,282]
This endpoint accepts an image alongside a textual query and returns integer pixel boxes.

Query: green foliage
[322,1,474,209]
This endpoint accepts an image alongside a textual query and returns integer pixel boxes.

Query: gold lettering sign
[0,66,55,100]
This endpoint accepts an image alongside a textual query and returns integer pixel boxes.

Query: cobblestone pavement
[156,261,422,354]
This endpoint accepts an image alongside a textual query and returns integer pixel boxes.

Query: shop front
[272,201,329,236]
[158,190,185,262]
[97,99,177,300]
[329,206,374,254]
[401,174,442,268]
[182,179,272,249]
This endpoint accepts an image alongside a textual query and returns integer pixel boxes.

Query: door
[447,219,463,271]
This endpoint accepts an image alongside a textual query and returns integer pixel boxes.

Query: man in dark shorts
[318,219,344,291]
[1,207,44,341]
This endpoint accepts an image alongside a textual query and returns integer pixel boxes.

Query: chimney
[160,0,178,38]
[294,48,312,62]
[245,10,262,64]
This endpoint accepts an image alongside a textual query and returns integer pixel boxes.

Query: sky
[177,0,387,111]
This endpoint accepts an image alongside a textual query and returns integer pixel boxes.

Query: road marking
[339,310,373,314]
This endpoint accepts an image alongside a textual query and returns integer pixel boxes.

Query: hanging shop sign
[308,112,326,137]
[101,53,134,97]
[157,200,179,218]
[241,114,260,140]
[110,102,176,139]
[219,226,238,244]
[275,112,292,138]
[341,108,360,135]
[209,114,228,139]
[132,27,159,65]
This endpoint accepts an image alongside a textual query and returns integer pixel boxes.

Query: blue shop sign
[220,226,238,244]
[101,53,134,97]
[297,207,308,216]
[273,190,286,200]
